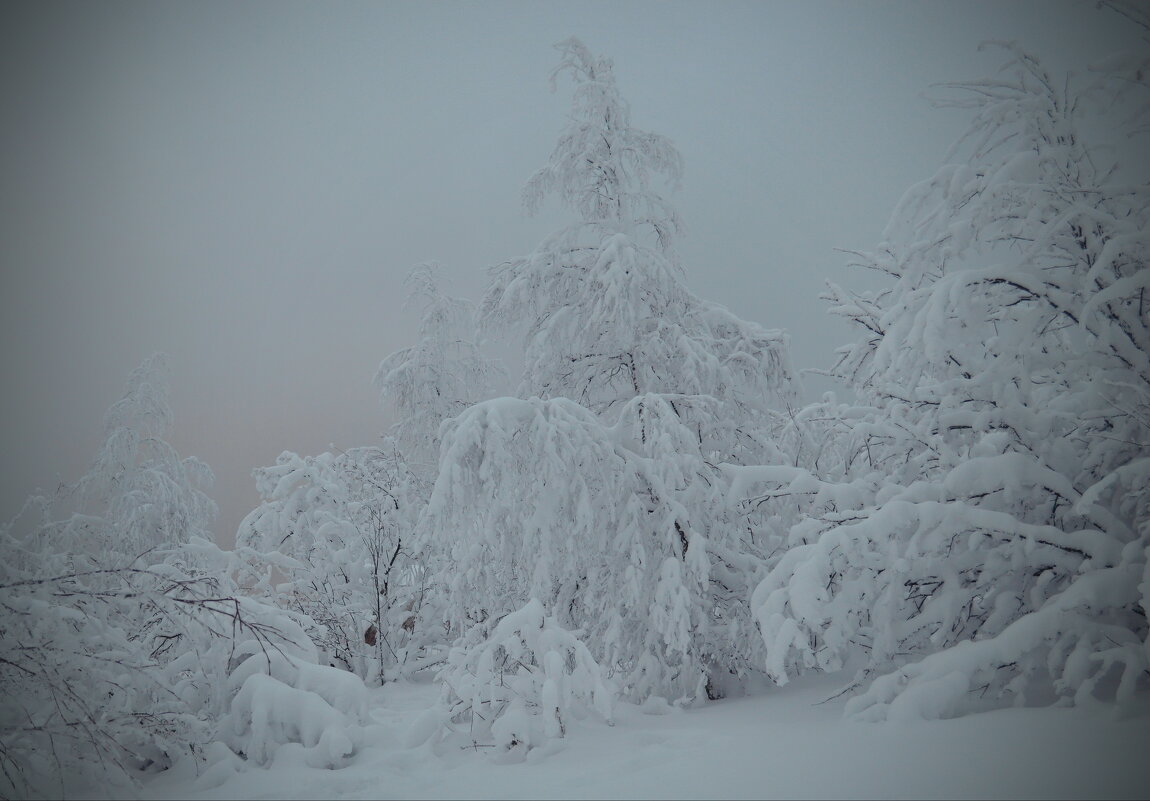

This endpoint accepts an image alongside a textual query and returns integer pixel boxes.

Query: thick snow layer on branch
[846,564,1147,721]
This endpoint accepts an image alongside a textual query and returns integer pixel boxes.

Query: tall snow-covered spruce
[421,38,799,713]
[753,42,1150,720]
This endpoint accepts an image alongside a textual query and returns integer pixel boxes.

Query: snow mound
[220,647,368,769]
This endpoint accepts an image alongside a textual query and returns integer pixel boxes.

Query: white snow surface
[144,671,1150,800]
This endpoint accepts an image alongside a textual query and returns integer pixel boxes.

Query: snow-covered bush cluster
[3,15,1148,797]
[221,643,368,768]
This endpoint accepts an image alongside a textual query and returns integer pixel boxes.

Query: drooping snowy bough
[753,42,1150,719]
[420,396,714,702]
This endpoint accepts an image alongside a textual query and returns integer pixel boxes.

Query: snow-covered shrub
[0,356,374,797]
[752,41,1150,718]
[1,509,370,796]
[241,264,503,684]
[0,356,331,798]
[0,553,204,798]
[435,599,613,760]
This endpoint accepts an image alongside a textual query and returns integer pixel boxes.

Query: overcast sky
[0,0,1142,544]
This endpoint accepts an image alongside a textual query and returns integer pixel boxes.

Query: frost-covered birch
[422,39,801,704]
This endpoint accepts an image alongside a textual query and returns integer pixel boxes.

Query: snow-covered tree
[481,37,796,419]
[753,41,1150,719]
[236,441,434,683]
[420,38,801,705]
[375,265,503,478]
[237,265,500,684]
[522,37,683,249]
[421,394,782,703]
[60,353,218,562]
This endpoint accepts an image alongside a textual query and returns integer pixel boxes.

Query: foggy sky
[0,1,1141,545]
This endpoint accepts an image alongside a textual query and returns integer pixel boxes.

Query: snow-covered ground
[146,671,1150,800]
